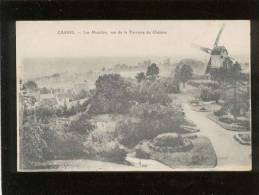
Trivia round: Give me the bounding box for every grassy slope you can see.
[150,136,217,168]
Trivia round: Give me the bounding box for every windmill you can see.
[193,24,236,74]
[193,25,249,118]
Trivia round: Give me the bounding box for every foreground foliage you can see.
[83,130,127,163]
[115,103,185,148]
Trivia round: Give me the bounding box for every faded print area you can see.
[17,21,251,171]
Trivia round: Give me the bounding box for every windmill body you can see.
[193,24,235,75]
[206,46,229,73]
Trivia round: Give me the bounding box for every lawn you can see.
[149,136,217,169]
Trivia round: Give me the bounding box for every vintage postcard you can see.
[16,20,251,171]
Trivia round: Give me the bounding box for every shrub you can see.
[164,78,180,93]
[219,115,234,124]
[115,103,185,148]
[214,107,227,116]
[83,130,127,163]
[238,133,251,142]
[89,74,173,114]
[188,80,200,87]
[115,120,142,147]
[22,124,83,165]
[136,79,172,105]
[75,89,89,100]
[135,72,146,83]
[44,131,86,160]
[21,117,90,167]
[236,118,250,128]
[135,148,150,159]
[56,100,90,117]
[99,142,127,162]
[130,103,184,121]
[24,123,87,161]
[200,87,220,102]
[135,140,151,159]
[35,105,56,124]
[153,133,184,147]
[21,123,47,168]
[188,80,219,88]
[22,105,34,124]
[68,113,95,134]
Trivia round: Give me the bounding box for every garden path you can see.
[182,98,251,170]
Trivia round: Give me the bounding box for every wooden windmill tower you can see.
[193,24,236,74]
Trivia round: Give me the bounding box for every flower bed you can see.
[180,125,200,133]
[234,133,251,145]
[207,113,249,131]
[136,136,217,168]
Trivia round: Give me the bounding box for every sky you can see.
[16,20,250,63]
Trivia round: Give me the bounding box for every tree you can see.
[146,63,159,80]
[180,64,193,87]
[229,61,242,120]
[90,74,132,114]
[135,72,146,83]
[76,89,89,99]
[211,59,243,119]
[173,65,181,91]
[210,59,241,85]
[23,80,38,91]
[210,67,225,84]
[228,61,242,83]
[174,64,193,88]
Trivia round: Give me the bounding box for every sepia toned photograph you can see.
[16,20,251,171]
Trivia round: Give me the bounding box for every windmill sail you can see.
[213,24,225,47]
[192,43,212,54]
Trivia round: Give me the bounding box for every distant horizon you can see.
[21,55,250,80]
